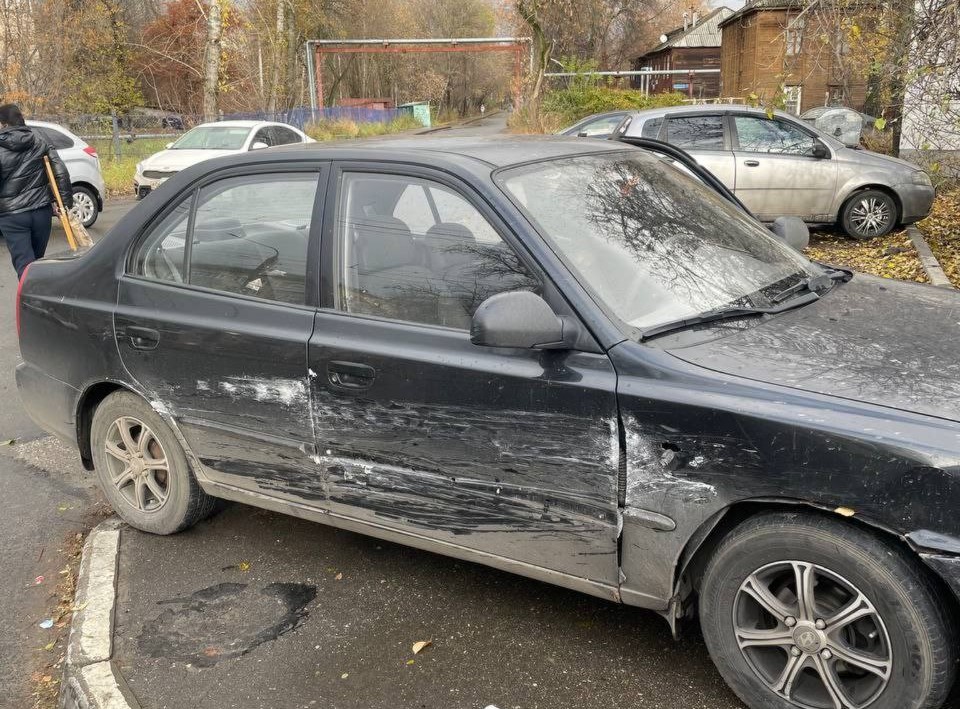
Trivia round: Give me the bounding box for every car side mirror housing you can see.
[811,141,829,159]
[577,131,589,138]
[251,141,269,151]
[471,291,575,350]
[770,216,810,251]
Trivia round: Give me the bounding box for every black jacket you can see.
[0,126,73,216]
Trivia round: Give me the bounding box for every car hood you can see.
[141,148,239,171]
[836,145,920,173]
[665,274,960,422]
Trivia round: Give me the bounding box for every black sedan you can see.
[16,136,960,709]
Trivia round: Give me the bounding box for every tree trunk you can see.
[268,0,286,114]
[202,0,223,122]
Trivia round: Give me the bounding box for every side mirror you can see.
[811,140,829,159]
[251,141,269,151]
[577,131,589,138]
[165,142,173,150]
[770,216,810,251]
[471,291,574,350]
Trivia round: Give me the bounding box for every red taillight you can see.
[83,145,98,159]
[16,263,30,338]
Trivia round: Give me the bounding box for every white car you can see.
[27,120,106,228]
[134,121,314,199]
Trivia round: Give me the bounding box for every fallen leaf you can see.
[406,659,415,665]
[43,642,56,651]
[412,640,432,655]
[34,575,44,585]
[57,504,70,512]
[238,561,251,573]
[71,601,88,613]
[334,572,343,581]
[0,439,15,446]
[834,506,856,517]
[340,673,349,679]
[203,646,220,657]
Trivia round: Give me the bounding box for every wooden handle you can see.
[43,156,77,251]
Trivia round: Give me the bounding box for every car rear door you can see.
[307,163,621,587]
[730,113,838,220]
[115,165,327,504]
[658,112,736,186]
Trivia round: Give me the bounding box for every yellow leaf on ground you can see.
[412,640,432,655]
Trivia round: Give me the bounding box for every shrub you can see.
[542,87,686,127]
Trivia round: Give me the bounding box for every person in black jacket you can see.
[0,104,73,278]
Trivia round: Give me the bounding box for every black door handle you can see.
[743,160,760,167]
[125,326,160,351]
[327,361,376,390]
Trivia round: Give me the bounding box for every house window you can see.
[785,17,804,56]
[828,85,847,106]
[783,85,802,115]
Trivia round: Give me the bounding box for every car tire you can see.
[699,511,956,709]
[840,189,898,239]
[91,390,218,535]
[70,185,99,228]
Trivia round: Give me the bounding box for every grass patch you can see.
[100,156,140,197]
[805,229,927,283]
[509,88,686,133]
[304,114,423,142]
[919,188,960,287]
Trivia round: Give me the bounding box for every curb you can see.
[61,519,139,709]
[907,225,954,288]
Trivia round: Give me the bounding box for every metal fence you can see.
[33,106,407,161]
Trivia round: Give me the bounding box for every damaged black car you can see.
[17,136,960,709]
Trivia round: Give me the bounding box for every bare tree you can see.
[202,0,224,120]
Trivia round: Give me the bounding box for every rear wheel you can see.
[70,185,98,228]
[840,189,898,239]
[91,391,217,534]
[699,512,955,709]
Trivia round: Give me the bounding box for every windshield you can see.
[499,151,823,331]
[170,126,251,150]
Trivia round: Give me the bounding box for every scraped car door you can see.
[307,165,622,587]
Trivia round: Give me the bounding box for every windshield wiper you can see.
[638,291,820,341]
[770,268,851,304]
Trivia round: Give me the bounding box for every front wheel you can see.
[840,189,898,239]
[700,512,955,709]
[70,185,99,228]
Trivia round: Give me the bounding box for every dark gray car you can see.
[616,105,935,238]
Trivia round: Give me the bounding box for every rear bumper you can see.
[896,183,936,224]
[15,362,80,447]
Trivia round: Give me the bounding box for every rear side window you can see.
[31,126,74,149]
[640,117,663,139]
[664,115,724,150]
[335,172,538,329]
[271,126,302,145]
[135,173,318,305]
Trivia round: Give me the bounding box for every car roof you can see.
[191,120,301,130]
[624,104,801,120]
[272,135,626,169]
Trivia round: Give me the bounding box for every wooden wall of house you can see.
[720,10,869,112]
[636,47,722,98]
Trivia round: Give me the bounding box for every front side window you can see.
[735,116,816,155]
[170,126,252,150]
[336,173,537,329]
[135,173,317,304]
[664,115,725,150]
[499,152,821,332]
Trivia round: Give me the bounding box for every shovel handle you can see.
[43,156,77,251]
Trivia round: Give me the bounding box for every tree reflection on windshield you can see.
[500,151,820,330]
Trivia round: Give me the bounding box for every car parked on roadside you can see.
[17,136,960,709]
[134,120,313,199]
[558,110,632,139]
[26,120,105,228]
[613,105,934,238]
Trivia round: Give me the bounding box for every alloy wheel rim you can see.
[71,192,95,225]
[103,416,170,513]
[734,561,892,709]
[850,197,891,236]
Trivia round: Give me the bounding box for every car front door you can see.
[659,113,736,186]
[731,114,839,220]
[115,167,326,504]
[307,165,621,587]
